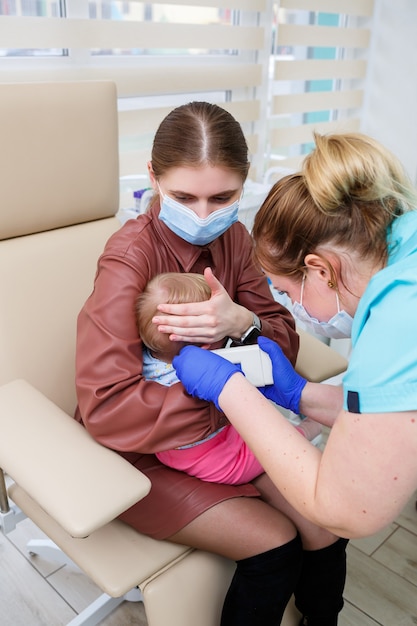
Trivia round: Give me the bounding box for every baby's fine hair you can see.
[253,131,417,279]
[151,101,250,182]
[136,272,211,354]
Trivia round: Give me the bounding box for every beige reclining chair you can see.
[0,80,347,626]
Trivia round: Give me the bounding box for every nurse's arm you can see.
[298,381,343,427]
[218,373,417,539]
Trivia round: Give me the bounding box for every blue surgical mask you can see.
[292,275,353,339]
[158,187,240,246]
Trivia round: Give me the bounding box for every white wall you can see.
[362,0,417,184]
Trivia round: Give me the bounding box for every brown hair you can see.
[253,132,417,281]
[151,102,250,182]
[136,272,211,356]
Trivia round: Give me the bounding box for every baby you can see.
[136,272,211,385]
[136,272,322,484]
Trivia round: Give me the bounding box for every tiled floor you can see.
[2,484,417,626]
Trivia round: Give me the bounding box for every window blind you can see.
[0,16,264,50]
[0,0,270,193]
[0,0,376,201]
[268,0,375,175]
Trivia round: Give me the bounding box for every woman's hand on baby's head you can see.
[152,298,220,344]
[154,267,249,344]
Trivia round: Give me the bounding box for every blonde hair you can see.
[253,132,417,279]
[304,132,416,214]
[136,273,211,355]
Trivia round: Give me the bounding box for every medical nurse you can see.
[173,131,417,540]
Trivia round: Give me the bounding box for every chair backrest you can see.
[0,81,121,415]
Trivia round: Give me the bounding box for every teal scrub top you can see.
[343,210,417,414]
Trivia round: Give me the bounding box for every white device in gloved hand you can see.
[212,344,273,387]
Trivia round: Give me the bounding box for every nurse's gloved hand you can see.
[173,345,243,411]
[257,336,307,414]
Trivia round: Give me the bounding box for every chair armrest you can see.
[0,379,151,538]
[295,328,348,383]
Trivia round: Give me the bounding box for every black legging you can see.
[220,535,348,626]
[295,538,349,626]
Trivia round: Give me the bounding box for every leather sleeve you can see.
[75,252,227,453]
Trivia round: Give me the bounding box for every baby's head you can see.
[136,272,211,362]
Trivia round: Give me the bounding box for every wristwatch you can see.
[236,313,262,345]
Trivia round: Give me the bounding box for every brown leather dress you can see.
[75,202,299,539]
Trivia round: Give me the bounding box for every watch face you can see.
[242,326,261,345]
[230,327,261,347]
[229,314,262,347]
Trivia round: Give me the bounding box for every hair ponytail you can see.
[252,132,417,279]
[303,132,416,216]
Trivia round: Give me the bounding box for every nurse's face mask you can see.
[292,274,353,339]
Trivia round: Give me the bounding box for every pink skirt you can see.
[156,424,264,485]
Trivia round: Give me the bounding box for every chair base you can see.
[67,592,137,626]
[0,502,26,533]
[27,538,144,626]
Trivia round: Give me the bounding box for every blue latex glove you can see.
[173,345,243,411]
[257,336,307,414]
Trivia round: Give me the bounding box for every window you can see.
[0,0,64,56]
[0,0,375,202]
[267,0,374,176]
